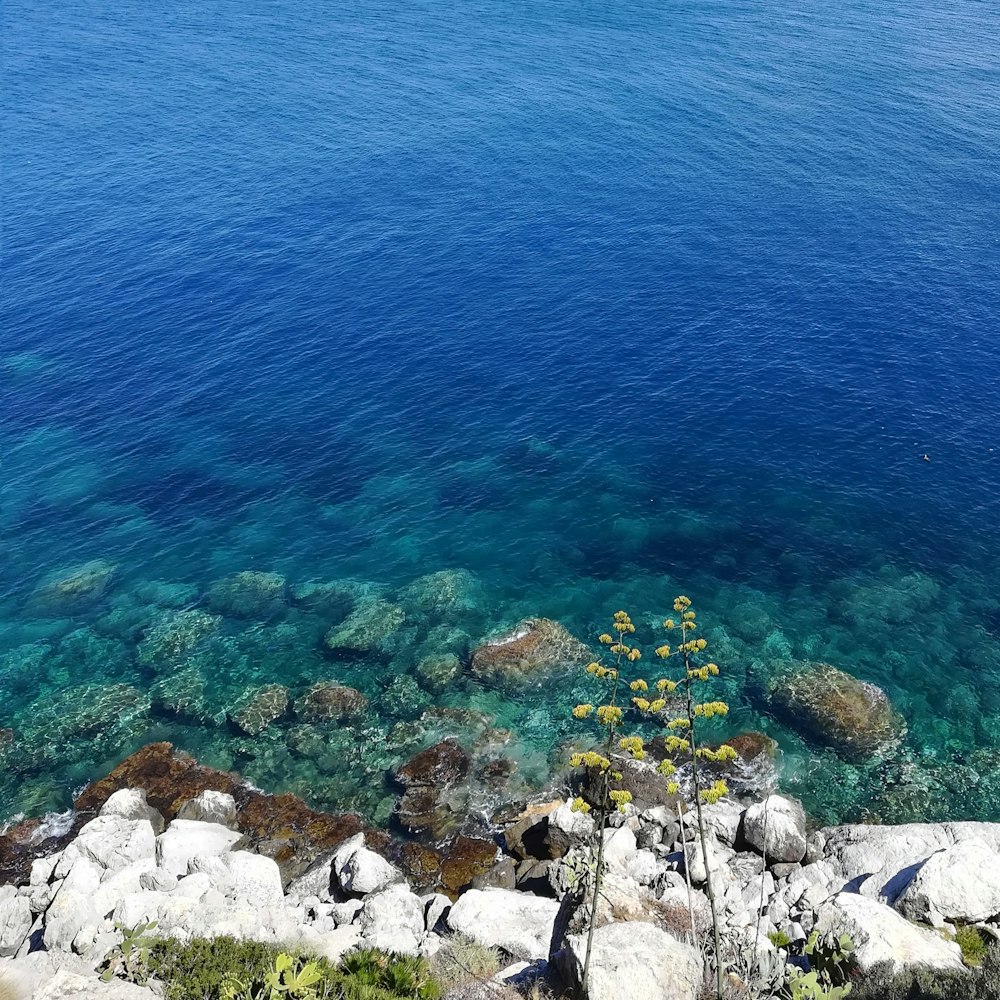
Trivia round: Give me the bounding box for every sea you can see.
[3,0,999,830]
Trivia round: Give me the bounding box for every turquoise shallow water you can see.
[2,0,1000,829]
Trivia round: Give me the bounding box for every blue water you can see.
[3,0,1000,828]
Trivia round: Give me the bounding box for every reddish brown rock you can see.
[470,618,591,683]
[295,682,368,723]
[725,731,778,761]
[395,739,471,837]
[439,835,499,898]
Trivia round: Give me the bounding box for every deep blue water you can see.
[2,0,1000,828]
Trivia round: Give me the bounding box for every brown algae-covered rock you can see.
[470,617,591,683]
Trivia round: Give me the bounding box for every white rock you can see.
[624,849,661,886]
[43,860,102,954]
[224,852,284,906]
[186,855,235,895]
[896,838,1000,923]
[601,826,637,872]
[176,790,238,827]
[331,899,364,926]
[558,920,702,1000]
[55,817,155,878]
[92,859,157,919]
[174,873,214,900]
[446,888,559,961]
[421,893,451,933]
[333,839,402,896]
[99,789,165,836]
[300,924,362,963]
[743,796,807,864]
[813,892,964,973]
[30,967,157,998]
[156,819,241,876]
[138,868,177,893]
[546,800,595,855]
[0,893,32,958]
[359,883,426,956]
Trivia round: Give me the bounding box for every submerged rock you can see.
[470,618,591,683]
[763,661,904,762]
[205,570,287,620]
[228,684,290,736]
[414,653,462,694]
[30,560,118,614]
[398,569,483,616]
[295,682,368,723]
[394,740,471,837]
[150,665,212,723]
[323,599,405,656]
[137,608,221,669]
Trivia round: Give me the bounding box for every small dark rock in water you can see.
[469,618,591,683]
[762,661,904,763]
[476,756,517,789]
[205,570,288,620]
[295,681,368,723]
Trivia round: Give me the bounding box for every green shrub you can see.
[850,949,1000,1000]
[769,930,792,949]
[148,937,441,1000]
[427,934,502,989]
[956,925,990,967]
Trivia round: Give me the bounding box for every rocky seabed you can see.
[4,763,1000,999]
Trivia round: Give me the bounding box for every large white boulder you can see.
[224,852,284,907]
[92,859,158,919]
[446,888,560,960]
[0,890,32,958]
[813,892,963,973]
[896,838,1000,924]
[558,920,702,1000]
[99,789,165,836]
[358,883,426,956]
[156,819,241,876]
[332,835,402,896]
[743,796,807,863]
[55,817,155,878]
[176,790,238,827]
[43,859,102,953]
[601,826,637,872]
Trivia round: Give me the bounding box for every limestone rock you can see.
[99,789,165,836]
[358,883,426,956]
[764,662,904,762]
[0,891,32,957]
[332,834,402,896]
[470,618,590,683]
[206,570,287,619]
[156,819,241,877]
[743,796,807,863]
[224,852,284,907]
[558,921,702,1000]
[813,892,963,973]
[545,799,595,858]
[177,790,238,827]
[896,838,1000,923]
[55,817,155,878]
[32,968,157,999]
[446,888,560,960]
[295,682,368,723]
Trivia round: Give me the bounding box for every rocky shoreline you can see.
[2,742,999,999]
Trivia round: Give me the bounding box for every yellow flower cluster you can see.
[663,618,675,630]
[632,697,650,712]
[699,779,729,805]
[596,705,623,726]
[609,789,633,812]
[612,610,636,634]
[648,698,666,713]
[655,644,671,658]
[598,633,613,644]
[663,734,691,753]
[693,700,729,718]
[629,679,648,692]
[586,662,618,680]
[657,758,677,777]
[618,736,645,759]
[570,796,591,814]
[679,638,708,653]
[673,595,692,611]
[667,717,691,730]
[666,780,681,796]
[572,703,595,719]
[655,678,677,693]
[697,744,738,763]
[570,750,611,771]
